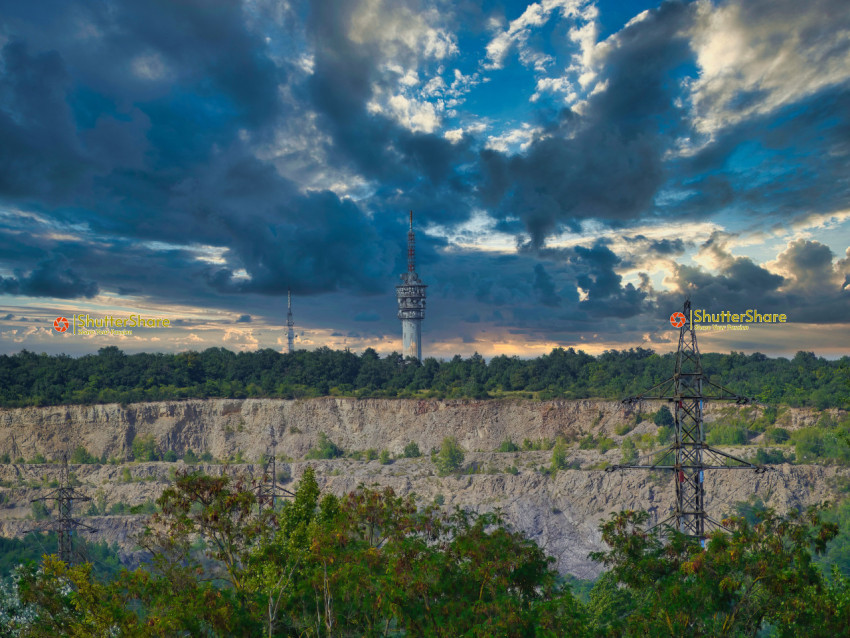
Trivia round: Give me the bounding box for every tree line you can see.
[4,468,850,636]
[0,345,846,408]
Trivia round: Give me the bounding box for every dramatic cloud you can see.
[0,0,847,357]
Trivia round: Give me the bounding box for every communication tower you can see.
[395,212,427,360]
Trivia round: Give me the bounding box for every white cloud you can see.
[348,0,458,62]
[484,0,587,70]
[484,123,542,153]
[689,0,850,137]
[386,94,441,133]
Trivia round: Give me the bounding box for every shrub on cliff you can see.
[434,436,464,475]
[305,432,344,460]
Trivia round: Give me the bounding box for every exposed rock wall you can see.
[0,398,841,578]
[0,397,829,462]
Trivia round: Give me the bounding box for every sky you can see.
[0,0,848,360]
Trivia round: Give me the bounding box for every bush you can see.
[614,423,633,436]
[305,432,344,460]
[199,451,214,463]
[365,448,378,461]
[497,439,520,453]
[434,437,464,476]
[578,435,596,450]
[792,428,850,464]
[620,437,639,465]
[764,427,790,444]
[183,450,198,463]
[379,450,392,465]
[0,452,9,463]
[754,448,793,465]
[403,442,421,458]
[653,406,674,428]
[596,437,616,454]
[31,501,50,520]
[551,440,571,471]
[656,425,674,446]
[70,446,97,464]
[706,425,749,446]
[28,453,47,464]
[162,450,178,462]
[131,434,159,462]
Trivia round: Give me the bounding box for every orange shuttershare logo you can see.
[669,312,686,328]
[52,313,172,336]
[667,307,789,332]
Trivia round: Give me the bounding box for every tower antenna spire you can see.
[286,288,294,354]
[407,210,415,273]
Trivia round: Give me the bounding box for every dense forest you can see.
[0,346,847,409]
[3,469,850,636]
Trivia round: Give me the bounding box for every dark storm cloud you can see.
[670,86,850,220]
[0,41,85,202]
[532,263,561,307]
[305,0,477,225]
[622,235,686,256]
[569,243,648,318]
[0,0,409,303]
[479,1,696,245]
[0,255,98,299]
[236,315,252,323]
[657,236,850,324]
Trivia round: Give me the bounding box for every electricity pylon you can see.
[256,426,293,514]
[607,299,768,542]
[30,453,97,564]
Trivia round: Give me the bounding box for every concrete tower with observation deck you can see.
[396,211,427,360]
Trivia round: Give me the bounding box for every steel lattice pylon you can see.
[256,427,294,514]
[607,299,769,541]
[29,453,97,564]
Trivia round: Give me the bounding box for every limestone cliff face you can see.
[0,398,840,578]
[0,397,827,463]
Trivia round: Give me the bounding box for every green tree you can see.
[305,432,344,460]
[69,446,97,464]
[402,441,421,458]
[653,405,674,427]
[552,439,571,471]
[130,434,159,462]
[589,506,850,636]
[434,436,465,476]
[620,437,638,465]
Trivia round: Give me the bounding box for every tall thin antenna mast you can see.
[407,210,415,273]
[286,288,294,354]
[607,299,768,542]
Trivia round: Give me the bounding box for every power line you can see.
[29,453,97,564]
[606,298,773,543]
[256,426,294,515]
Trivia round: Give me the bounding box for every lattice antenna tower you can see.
[256,426,293,514]
[607,299,768,542]
[395,211,427,360]
[30,453,97,564]
[286,288,295,354]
